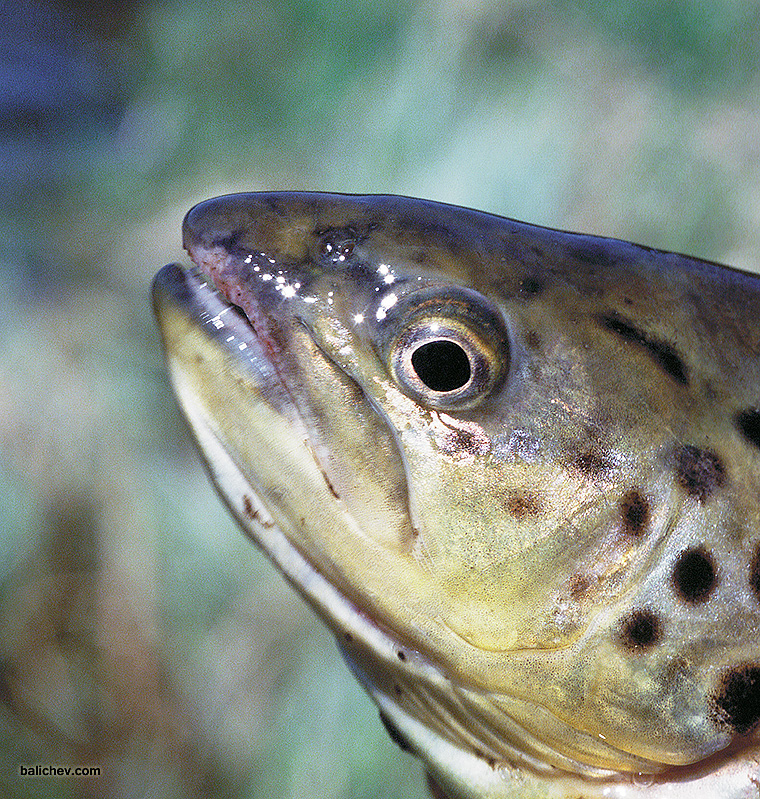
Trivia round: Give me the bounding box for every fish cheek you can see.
[287,326,417,553]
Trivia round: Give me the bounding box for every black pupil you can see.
[411,340,471,392]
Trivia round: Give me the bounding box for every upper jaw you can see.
[151,262,300,422]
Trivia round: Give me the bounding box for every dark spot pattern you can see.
[439,424,490,460]
[379,711,412,752]
[599,313,688,385]
[505,491,543,520]
[750,544,760,602]
[675,445,725,501]
[712,665,760,734]
[618,609,662,651]
[620,490,649,536]
[672,546,717,604]
[569,573,591,600]
[525,330,541,349]
[573,451,611,476]
[519,276,543,297]
[736,408,760,450]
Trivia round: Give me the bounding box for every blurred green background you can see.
[2,1,760,797]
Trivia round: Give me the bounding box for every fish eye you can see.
[385,287,509,410]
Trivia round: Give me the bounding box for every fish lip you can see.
[151,262,299,419]
[649,734,760,784]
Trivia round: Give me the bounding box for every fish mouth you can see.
[151,262,299,421]
[151,260,628,786]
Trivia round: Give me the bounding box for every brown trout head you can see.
[152,192,760,798]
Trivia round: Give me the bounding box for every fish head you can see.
[153,192,760,798]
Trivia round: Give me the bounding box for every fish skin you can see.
[153,192,760,798]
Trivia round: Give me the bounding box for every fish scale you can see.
[152,192,760,798]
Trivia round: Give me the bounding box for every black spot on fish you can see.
[379,711,412,752]
[712,665,760,734]
[573,451,611,476]
[525,330,541,349]
[620,490,649,536]
[519,276,543,297]
[618,609,662,651]
[672,546,718,604]
[599,313,688,385]
[675,445,725,501]
[736,408,760,450]
[750,544,760,603]
[569,573,592,600]
[439,422,489,460]
[505,491,543,520]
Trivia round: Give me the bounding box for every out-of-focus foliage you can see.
[1,1,759,797]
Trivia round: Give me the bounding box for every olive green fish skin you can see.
[154,192,760,798]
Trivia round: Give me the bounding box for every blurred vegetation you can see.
[1,0,760,797]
